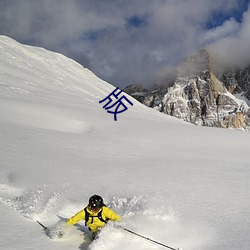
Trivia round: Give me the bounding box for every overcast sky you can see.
[0,0,249,88]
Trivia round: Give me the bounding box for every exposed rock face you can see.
[123,84,147,103]
[217,66,250,99]
[124,49,250,130]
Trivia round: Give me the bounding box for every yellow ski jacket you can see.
[67,206,121,233]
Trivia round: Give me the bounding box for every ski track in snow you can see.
[0,99,91,134]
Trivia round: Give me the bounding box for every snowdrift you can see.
[0,36,250,250]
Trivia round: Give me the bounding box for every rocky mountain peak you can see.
[177,49,210,78]
[124,49,250,130]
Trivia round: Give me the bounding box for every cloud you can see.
[0,0,249,88]
[200,18,240,45]
[209,4,250,69]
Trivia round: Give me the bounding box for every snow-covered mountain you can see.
[0,36,250,250]
[124,49,250,130]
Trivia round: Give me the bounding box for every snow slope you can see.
[0,36,250,250]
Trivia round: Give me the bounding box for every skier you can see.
[66,194,121,239]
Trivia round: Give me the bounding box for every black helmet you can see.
[89,195,104,210]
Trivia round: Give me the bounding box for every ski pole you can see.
[37,220,48,231]
[122,227,180,250]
